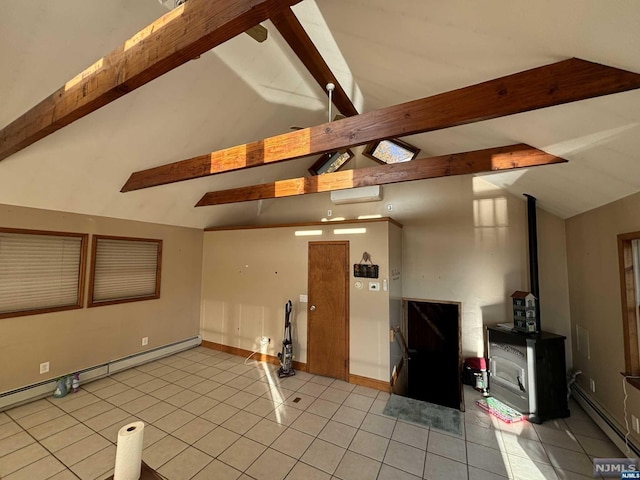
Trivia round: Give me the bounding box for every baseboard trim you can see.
[572,383,640,459]
[201,340,308,372]
[349,373,392,393]
[0,335,201,412]
[201,341,390,391]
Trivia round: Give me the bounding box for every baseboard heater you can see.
[0,335,201,412]
[572,383,640,459]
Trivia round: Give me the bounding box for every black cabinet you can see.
[487,326,569,424]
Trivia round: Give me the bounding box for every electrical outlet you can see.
[142,337,149,346]
[40,362,49,374]
[633,415,640,434]
[386,204,393,212]
[590,378,596,393]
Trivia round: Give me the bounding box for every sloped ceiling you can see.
[1,0,639,228]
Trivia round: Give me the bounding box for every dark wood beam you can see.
[271,7,358,117]
[0,0,302,162]
[195,144,566,206]
[122,58,640,192]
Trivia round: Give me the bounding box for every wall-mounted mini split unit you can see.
[158,0,186,9]
[330,186,383,205]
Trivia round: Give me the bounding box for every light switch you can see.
[299,294,308,303]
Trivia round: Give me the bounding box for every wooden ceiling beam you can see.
[0,0,302,162]
[271,7,358,117]
[122,58,640,192]
[195,144,566,206]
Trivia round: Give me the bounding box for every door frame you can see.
[307,240,350,380]
[402,297,464,411]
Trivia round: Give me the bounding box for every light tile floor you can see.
[0,347,626,480]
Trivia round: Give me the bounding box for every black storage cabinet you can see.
[487,326,570,424]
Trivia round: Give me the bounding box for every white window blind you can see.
[0,231,84,317]
[92,238,160,304]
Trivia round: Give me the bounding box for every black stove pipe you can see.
[524,194,541,332]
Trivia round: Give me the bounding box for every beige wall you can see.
[399,177,572,363]
[0,204,203,393]
[201,177,573,384]
[389,223,404,383]
[201,221,393,381]
[566,190,640,440]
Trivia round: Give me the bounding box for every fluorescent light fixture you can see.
[357,214,382,220]
[333,228,367,235]
[295,230,323,237]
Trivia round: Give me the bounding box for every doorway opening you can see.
[403,298,462,410]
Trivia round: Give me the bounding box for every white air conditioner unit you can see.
[330,186,383,205]
[158,0,186,10]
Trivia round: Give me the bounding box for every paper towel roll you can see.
[114,421,145,480]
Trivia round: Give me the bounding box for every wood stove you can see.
[486,195,569,423]
[487,326,569,423]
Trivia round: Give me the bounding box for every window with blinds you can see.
[618,231,640,383]
[89,236,162,307]
[0,228,87,319]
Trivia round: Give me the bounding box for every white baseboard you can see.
[0,335,201,411]
[572,383,640,459]
[108,336,201,374]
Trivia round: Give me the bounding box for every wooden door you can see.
[307,241,349,380]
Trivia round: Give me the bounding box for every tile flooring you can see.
[0,346,626,479]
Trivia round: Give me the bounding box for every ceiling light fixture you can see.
[363,138,420,165]
[326,83,335,122]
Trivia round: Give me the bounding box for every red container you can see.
[462,357,489,394]
[465,357,487,371]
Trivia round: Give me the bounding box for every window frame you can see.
[88,235,162,308]
[618,231,640,387]
[0,227,88,319]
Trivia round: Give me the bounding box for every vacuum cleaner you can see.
[277,300,295,378]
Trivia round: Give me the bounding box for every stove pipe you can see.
[524,194,541,332]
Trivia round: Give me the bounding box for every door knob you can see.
[310,305,316,311]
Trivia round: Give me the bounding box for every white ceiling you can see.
[1,0,639,228]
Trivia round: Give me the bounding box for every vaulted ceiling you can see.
[1,0,639,228]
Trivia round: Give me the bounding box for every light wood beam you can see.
[271,7,358,117]
[0,0,302,161]
[195,144,566,206]
[123,58,640,192]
